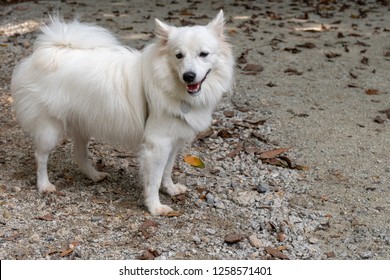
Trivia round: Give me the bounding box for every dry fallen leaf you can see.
[295,42,316,49]
[37,214,54,221]
[165,211,181,217]
[242,64,264,73]
[183,155,205,168]
[224,233,244,244]
[277,232,287,242]
[138,249,160,260]
[284,68,303,75]
[227,142,244,158]
[325,51,341,58]
[60,248,73,257]
[264,246,289,260]
[139,219,159,239]
[365,88,380,95]
[378,108,390,119]
[259,147,290,159]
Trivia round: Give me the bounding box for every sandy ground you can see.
[0,0,389,260]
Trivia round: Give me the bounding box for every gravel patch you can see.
[1,0,389,260]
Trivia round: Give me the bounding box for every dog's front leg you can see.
[139,138,174,215]
[162,140,187,196]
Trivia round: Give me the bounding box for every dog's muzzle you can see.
[184,69,211,96]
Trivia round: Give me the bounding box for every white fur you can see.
[11,11,234,215]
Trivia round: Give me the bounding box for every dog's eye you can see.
[175,53,184,59]
[199,51,209,58]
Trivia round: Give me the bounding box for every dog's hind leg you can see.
[72,133,109,182]
[162,141,187,196]
[34,118,63,193]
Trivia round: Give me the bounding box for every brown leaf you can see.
[295,42,316,49]
[365,88,380,95]
[223,110,235,118]
[60,248,73,257]
[37,214,54,221]
[244,118,266,126]
[266,82,277,87]
[284,47,301,54]
[171,193,186,205]
[195,127,214,142]
[277,245,288,251]
[325,51,341,58]
[361,56,369,65]
[262,158,288,168]
[227,142,244,158]
[250,132,268,143]
[264,246,289,260]
[355,40,370,47]
[236,49,250,64]
[91,197,107,204]
[294,165,310,171]
[277,232,287,242]
[349,70,358,79]
[325,251,336,258]
[165,211,182,217]
[2,233,22,241]
[374,115,385,124]
[242,64,264,72]
[179,8,194,16]
[217,129,233,139]
[140,219,159,230]
[139,219,159,239]
[259,147,290,159]
[138,249,160,260]
[284,68,303,75]
[224,233,244,244]
[266,11,282,20]
[378,108,390,119]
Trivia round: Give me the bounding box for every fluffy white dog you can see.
[11,11,234,215]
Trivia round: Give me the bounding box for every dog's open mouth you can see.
[186,69,211,96]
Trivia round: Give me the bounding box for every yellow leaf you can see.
[183,155,205,168]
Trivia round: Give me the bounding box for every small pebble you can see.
[91,216,103,222]
[2,210,10,220]
[29,233,40,243]
[206,193,214,205]
[249,234,262,248]
[309,237,319,244]
[256,183,271,193]
[360,251,373,259]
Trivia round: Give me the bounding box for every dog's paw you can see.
[164,183,187,196]
[90,172,110,182]
[38,183,57,193]
[148,204,174,216]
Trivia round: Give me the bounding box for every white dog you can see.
[11,11,234,215]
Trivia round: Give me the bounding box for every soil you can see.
[0,0,389,260]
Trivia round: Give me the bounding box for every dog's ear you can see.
[208,10,225,39]
[155,19,170,42]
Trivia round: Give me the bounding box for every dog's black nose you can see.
[183,72,196,83]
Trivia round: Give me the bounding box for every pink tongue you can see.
[187,83,200,92]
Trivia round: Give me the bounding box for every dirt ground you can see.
[0,0,389,260]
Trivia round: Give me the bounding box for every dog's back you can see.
[11,17,146,147]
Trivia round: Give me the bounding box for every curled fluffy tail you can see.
[35,16,121,50]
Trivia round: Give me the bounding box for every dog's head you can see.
[154,11,231,97]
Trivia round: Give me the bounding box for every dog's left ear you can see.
[208,10,225,39]
[155,19,171,42]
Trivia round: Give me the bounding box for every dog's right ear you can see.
[155,19,170,42]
